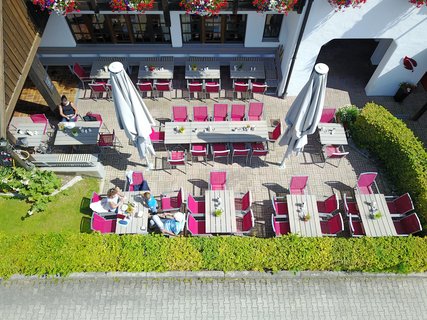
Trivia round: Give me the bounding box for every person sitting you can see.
[150,211,185,237]
[142,191,158,214]
[58,95,78,122]
[104,187,126,213]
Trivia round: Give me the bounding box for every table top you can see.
[286,194,322,237]
[318,123,348,145]
[54,121,101,146]
[115,191,149,235]
[230,61,266,80]
[164,121,268,145]
[185,61,221,80]
[205,190,237,234]
[138,61,174,79]
[7,117,46,147]
[355,194,397,237]
[90,58,129,79]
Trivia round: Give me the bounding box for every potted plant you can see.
[71,128,79,137]
[252,0,298,14]
[335,104,360,131]
[394,82,416,102]
[373,211,382,220]
[179,126,185,133]
[110,0,155,12]
[328,0,367,11]
[33,0,79,15]
[213,208,223,217]
[179,0,227,16]
[303,212,311,222]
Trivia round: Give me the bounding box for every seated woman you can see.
[150,211,185,237]
[104,187,126,213]
[58,95,78,122]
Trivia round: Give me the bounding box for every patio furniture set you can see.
[148,103,279,172]
[73,57,269,101]
[272,173,422,237]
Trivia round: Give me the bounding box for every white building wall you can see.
[284,0,427,96]
[244,12,281,48]
[40,14,76,47]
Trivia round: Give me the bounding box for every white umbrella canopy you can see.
[109,62,156,168]
[278,63,329,168]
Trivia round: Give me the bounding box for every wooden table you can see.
[90,58,129,79]
[205,190,236,234]
[185,61,220,80]
[287,194,322,237]
[164,121,268,145]
[54,121,101,146]
[355,194,397,237]
[230,61,266,80]
[7,117,46,147]
[318,123,348,145]
[138,60,174,79]
[115,191,149,235]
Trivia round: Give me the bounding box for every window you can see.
[66,14,170,44]
[181,14,246,44]
[263,14,283,41]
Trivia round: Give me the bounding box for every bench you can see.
[30,154,105,179]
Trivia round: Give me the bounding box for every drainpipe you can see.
[282,0,314,97]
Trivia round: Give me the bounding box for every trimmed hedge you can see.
[1,233,427,278]
[352,103,427,222]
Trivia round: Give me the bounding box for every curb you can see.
[4,271,427,282]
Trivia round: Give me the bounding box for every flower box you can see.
[409,0,427,7]
[179,0,227,16]
[394,82,416,103]
[328,0,367,11]
[32,0,79,15]
[110,0,155,12]
[252,0,299,14]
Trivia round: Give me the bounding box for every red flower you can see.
[252,0,298,14]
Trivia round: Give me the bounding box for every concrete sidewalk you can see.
[1,273,426,320]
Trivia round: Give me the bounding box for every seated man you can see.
[150,211,185,237]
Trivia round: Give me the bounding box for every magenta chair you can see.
[343,193,359,218]
[154,80,172,100]
[386,193,414,215]
[316,193,339,215]
[235,210,254,235]
[247,102,264,120]
[91,191,102,204]
[230,104,246,121]
[125,171,144,191]
[289,176,308,195]
[349,214,365,237]
[213,103,228,121]
[271,214,290,237]
[355,172,379,194]
[193,106,209,122]
[249,142,269,166]
[150,127,165,144]
[187,194,206,217]
[250,82,268,101]
[268,121,281,150]
[320,213,344,236]
[73,62,92,90]
[209,171,227,190]
[167,150,187,174]
[161,188,184,212]
[319,108,336,123]
[172,106,189,122]
[187,214,207,236]
[136,81,154,99]
[234,191,252,213]
[85,112,103,128]
[231,143,250,165]
[188,81,204,100]
[272,196,288,216]
[190,143,208,163]
[211,143,230,164]
[88,82,108,101]
[393,213,422,236]
[91,212,116,234]
[233,81,249,100]
[205,81,221,101]
[322,145,349,168]
[30,114,49,134]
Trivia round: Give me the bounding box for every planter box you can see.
[393,87,411,103]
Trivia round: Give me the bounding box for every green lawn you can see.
[0,177,99,234]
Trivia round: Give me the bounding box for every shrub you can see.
[335,104,360,130]
[0,167,62,215]
[351,102,427,222]
[0,234,427,278]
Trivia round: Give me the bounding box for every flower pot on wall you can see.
[393,87,410,102]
